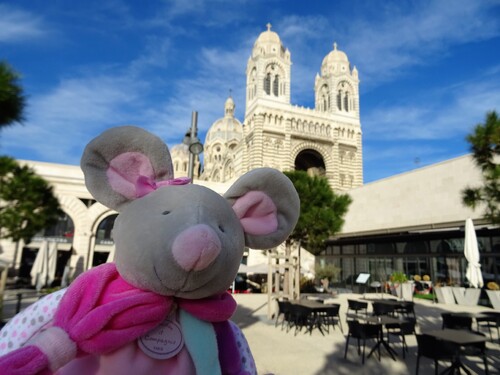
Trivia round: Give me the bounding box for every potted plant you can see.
[390,271,407,284]
[390,272,413,300]
[486,281,500,309]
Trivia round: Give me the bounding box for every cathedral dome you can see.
[170,143,189,157]
[205,116,243,143]
[255,23,281,45]
[205,96,243,144]
[321,42,350,75]
[252,23,286,58]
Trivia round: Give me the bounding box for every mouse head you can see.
[81,126,300,299]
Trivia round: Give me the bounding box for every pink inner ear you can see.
[232,191,278,236]
[107,152,155,199]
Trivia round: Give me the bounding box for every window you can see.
[264,73,271,95]
[273,75,279,96]
[39,213,74,238]
[344,92,349,111]
[337,91,342,110]
[96,214,118,243]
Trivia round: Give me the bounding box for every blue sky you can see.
[1,0,499,183]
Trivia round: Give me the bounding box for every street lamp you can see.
[183,111,203,181]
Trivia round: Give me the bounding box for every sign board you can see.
[356,273,370,284]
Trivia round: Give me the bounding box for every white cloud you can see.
[129,37,173,73]
[278,15,330,41]
[364,72,500,141]
[0,5,48,43]
[344,0,500,87]
[1,73,152,163]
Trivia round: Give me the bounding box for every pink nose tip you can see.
[172,224,221,271]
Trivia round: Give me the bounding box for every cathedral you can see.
[172,24,363,190]
[0,24,364,286]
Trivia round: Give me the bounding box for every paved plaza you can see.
[232,293,500,375]
[1,290,499,374]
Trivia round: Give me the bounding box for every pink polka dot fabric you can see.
[229,321,257,375]
[0,288,67,355]
[0,288,257,375]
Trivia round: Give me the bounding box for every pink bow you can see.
[135,175,191,197]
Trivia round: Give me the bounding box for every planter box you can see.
[392,282,414,301]
[435,286,456,305]
[452,287,481,306]
[486,290,500,310]
[401,282,414,301]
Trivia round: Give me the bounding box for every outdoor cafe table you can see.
[424,329,488,374]
[445,312,489,319]
[442,311,491,331]
[346,313,402,361]
[361,297,413,310]
[290,300,341,335]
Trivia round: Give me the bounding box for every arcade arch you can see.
[89,213,118,268]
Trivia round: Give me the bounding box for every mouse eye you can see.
[162,210,171,215]
[218,225,225,233]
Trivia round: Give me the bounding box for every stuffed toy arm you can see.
[0,263,170,374]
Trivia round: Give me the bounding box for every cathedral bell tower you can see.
[245,23,291,113]
[314,42,360,118]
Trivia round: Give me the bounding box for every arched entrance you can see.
[295,149,326,176]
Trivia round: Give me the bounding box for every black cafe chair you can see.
[476,311,500,342]
[344,320,381,364]
[459,331,489,375]
[274,299,291,330]
[441,313,472,331]
[372,302,396,317]
[415,334,459,375]
[317,304,343,333]
[394,301,416,320]
[286,304,311,335]
[386,318,416,358]
[347,299,368,318]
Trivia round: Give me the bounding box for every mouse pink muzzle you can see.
[171,224,221,271]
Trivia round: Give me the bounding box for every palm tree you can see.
[0,61,26,129]
[462,111,500,224]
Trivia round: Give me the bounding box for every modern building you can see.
[321,154,500,295]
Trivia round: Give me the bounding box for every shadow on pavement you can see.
[233,294,500,375]
[232,299,265,329]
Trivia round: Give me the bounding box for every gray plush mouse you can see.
[0,125,300,375]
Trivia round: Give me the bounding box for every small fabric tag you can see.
[138,317,184,360]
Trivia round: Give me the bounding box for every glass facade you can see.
[321,227,500,294]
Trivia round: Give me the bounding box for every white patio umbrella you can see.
[30,241,58,291]
[46,241,58,287]
[245,263,270,274]
[464,217,484,288]
[31,241,47,289]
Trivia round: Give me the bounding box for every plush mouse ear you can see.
[224,168,300,249]
[80,126,174,211]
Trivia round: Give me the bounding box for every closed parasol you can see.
[464,217,484,288]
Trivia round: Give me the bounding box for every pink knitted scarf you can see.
[0,263,237,374]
